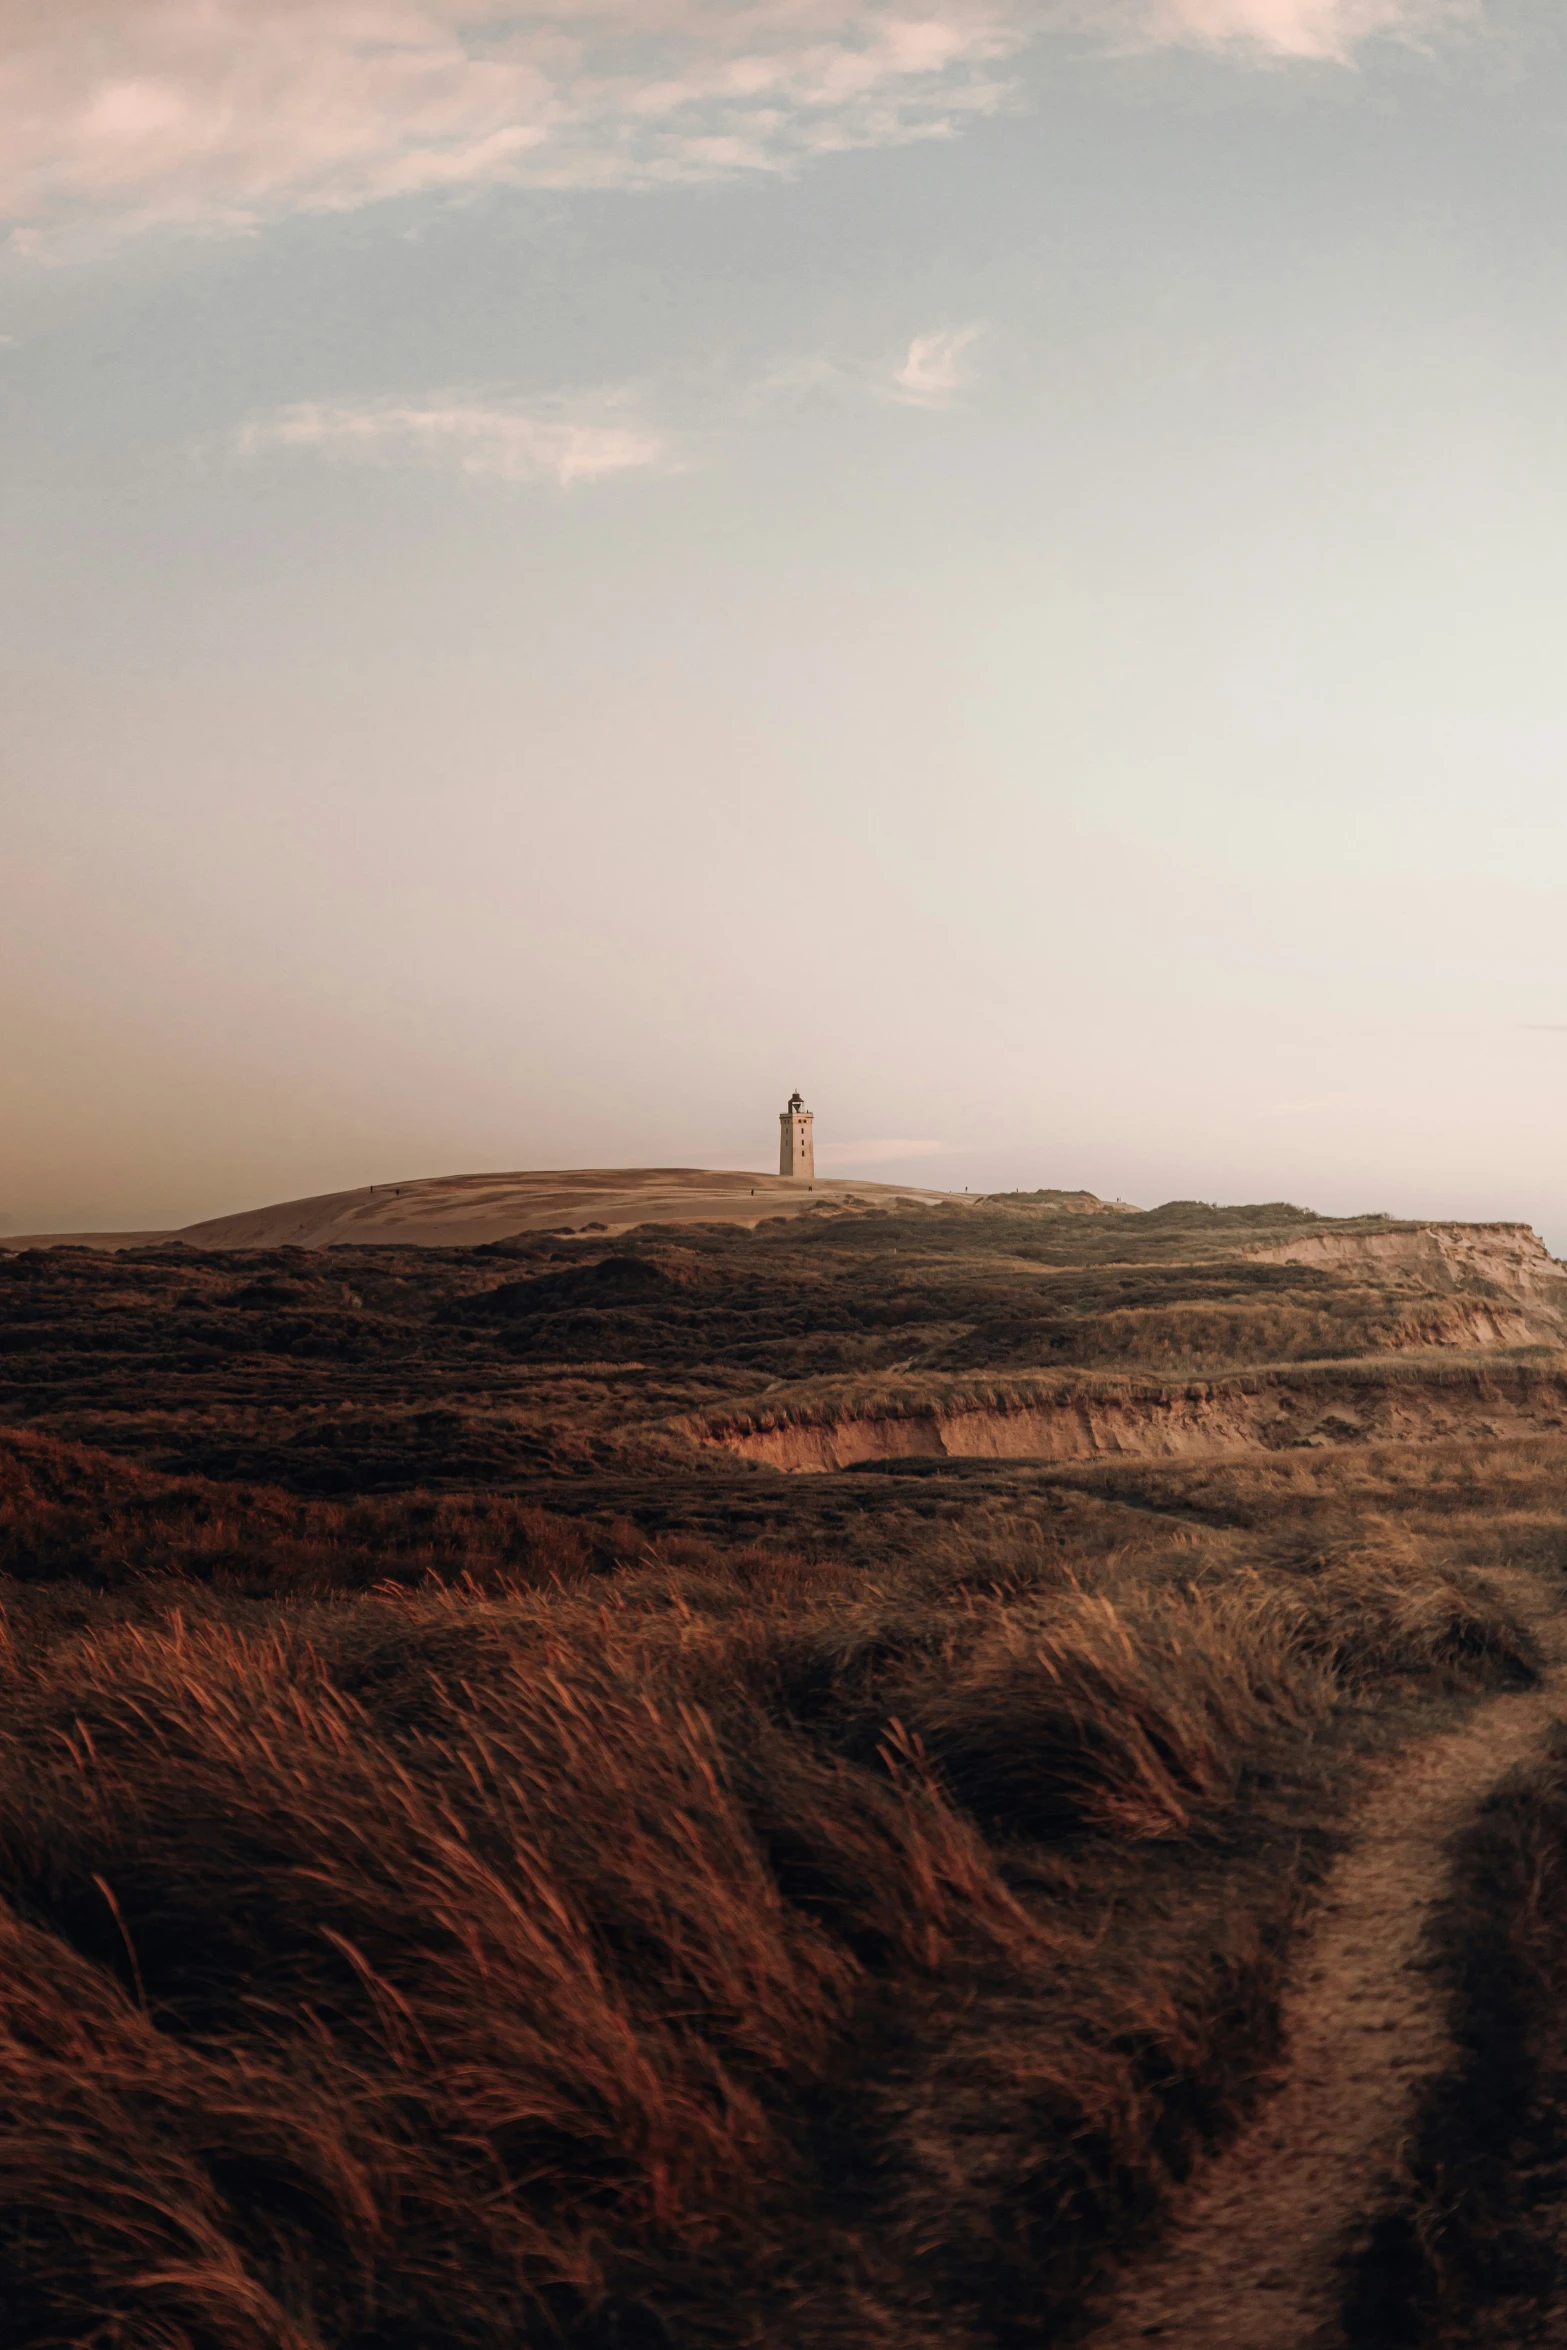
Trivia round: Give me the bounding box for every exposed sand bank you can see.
[1247,1218,1567,1308]
[706,1359,1567,1473]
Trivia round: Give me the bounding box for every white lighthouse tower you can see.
[779,1090,815,1179]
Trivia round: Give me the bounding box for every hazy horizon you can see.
[7,2,1567,1251]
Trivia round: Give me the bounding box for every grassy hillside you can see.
[1,1195,1565,2344]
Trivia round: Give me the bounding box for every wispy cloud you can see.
[1107,0,1473,61]
[228,321,985,489]
[0,3,1025,250]
[234,394,667,486]
[744,324,985,413]
[892,324,983,407]
[0,2,1477,252]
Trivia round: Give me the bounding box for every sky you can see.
[6,0,1567,1243]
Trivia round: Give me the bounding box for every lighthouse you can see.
[779,1091,815,1180]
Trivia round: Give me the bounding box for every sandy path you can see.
[1084,1569,1567,2350]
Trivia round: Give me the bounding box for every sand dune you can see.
[4,1166,971,1252]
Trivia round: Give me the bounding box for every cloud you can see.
[234,394,666,485]
[742,324,982,412]
[0,2,1026,249]
[1107,0,1472,60]
[815,1138,949,1164]
[892,323,983,406]
[0,1,1474,251]
[230,326,980,489]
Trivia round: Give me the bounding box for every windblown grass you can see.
[0,1510,1538,2348]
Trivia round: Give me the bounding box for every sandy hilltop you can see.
[3,1165,975,1252]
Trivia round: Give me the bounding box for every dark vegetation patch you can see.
[452,1249,722,1318]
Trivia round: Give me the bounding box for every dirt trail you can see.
[1084,1568,1567,2350]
